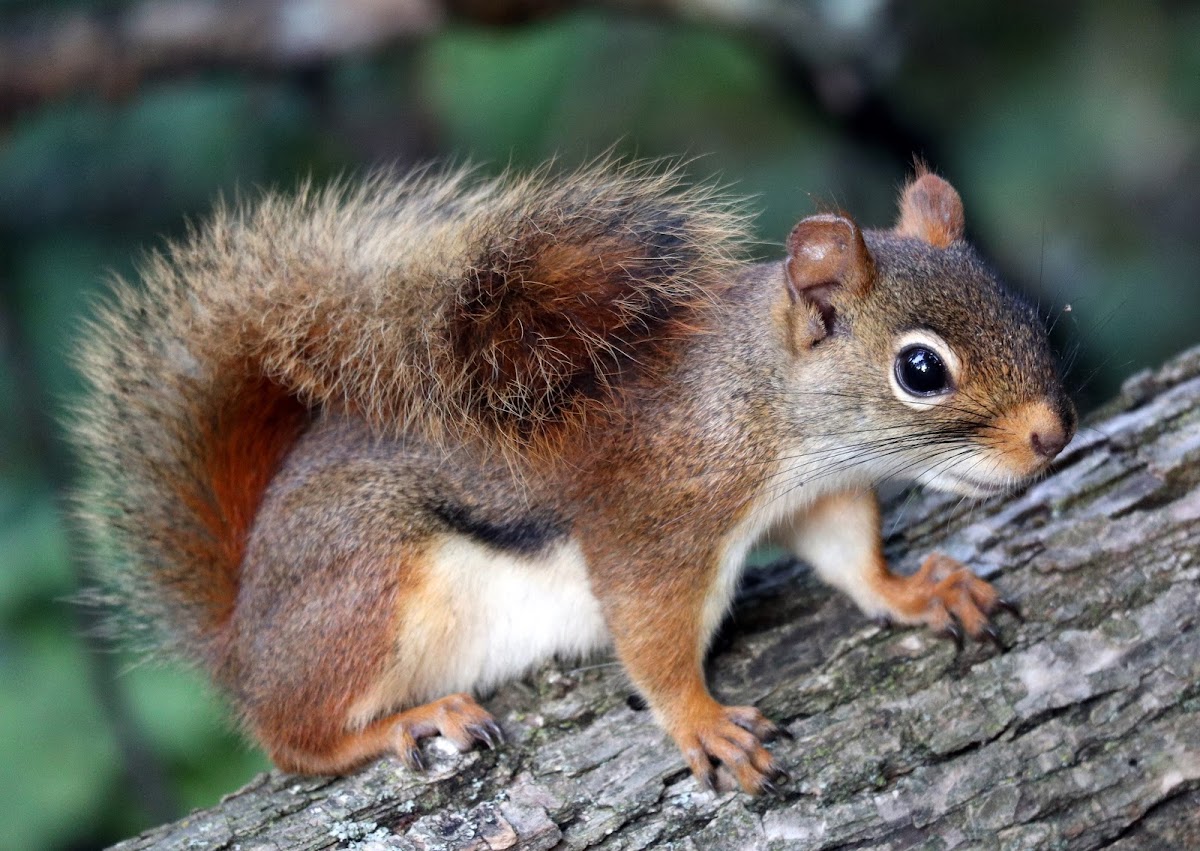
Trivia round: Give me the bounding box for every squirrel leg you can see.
[235,539,508,776]
[591,554,787,794]
[789,489,1016,646]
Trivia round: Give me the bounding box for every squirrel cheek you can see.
[982,398,1071,477]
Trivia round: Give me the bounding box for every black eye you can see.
[895,345,952,396]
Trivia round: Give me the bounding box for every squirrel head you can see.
[781,171,1075,497]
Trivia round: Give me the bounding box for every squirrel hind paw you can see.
[390,693,503,771]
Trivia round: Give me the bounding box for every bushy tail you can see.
[71,160,750,664]
[73,279,310,665]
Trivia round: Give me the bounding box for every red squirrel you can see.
[73,162,1074,793]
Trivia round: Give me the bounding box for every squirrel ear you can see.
[895,172,964,248]
[785,213,874,344]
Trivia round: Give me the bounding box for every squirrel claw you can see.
[399,742,426,773]
[996,597,1025,622]
[981,624,1007,652]
[727,705,786,742]
[466,722,500,750]
[482,719,506,746]
[759,766,792,797]
[939,619,965,652]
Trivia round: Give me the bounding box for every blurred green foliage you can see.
[1,2,1197,848]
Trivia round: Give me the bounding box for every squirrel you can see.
[72,160,1075,794]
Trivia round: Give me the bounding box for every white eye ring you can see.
[888,329,962,410]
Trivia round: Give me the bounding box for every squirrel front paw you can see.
[671,702,790,794]
[390,693,505,771]
[883,552,1021,650]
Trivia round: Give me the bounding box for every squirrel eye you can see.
[895,345,952,396]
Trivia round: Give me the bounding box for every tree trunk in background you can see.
[112,346,1200,851]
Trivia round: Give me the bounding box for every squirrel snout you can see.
[986,397,1074,475]
[1030,396,1076,461]
[1030,427,1067,460]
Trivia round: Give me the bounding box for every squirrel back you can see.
[71,162,751,663]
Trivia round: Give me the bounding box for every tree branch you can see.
[0,0,443,115]
[1,0,892,120]
[111,346,1200,849]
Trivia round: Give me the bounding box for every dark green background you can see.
[1,2,1197,848]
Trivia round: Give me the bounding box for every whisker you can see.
[664,426,987,484]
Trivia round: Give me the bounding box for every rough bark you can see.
[111,345,1200,851]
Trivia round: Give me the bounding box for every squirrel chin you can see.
[922,469,1019,499]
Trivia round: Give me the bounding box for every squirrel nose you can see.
[1030,427,1067,460]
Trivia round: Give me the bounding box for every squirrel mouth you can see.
[940,472,1014,497]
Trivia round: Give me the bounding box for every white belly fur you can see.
[424,464,817,701]
[353,469,823,728]
[424,536,611,697]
